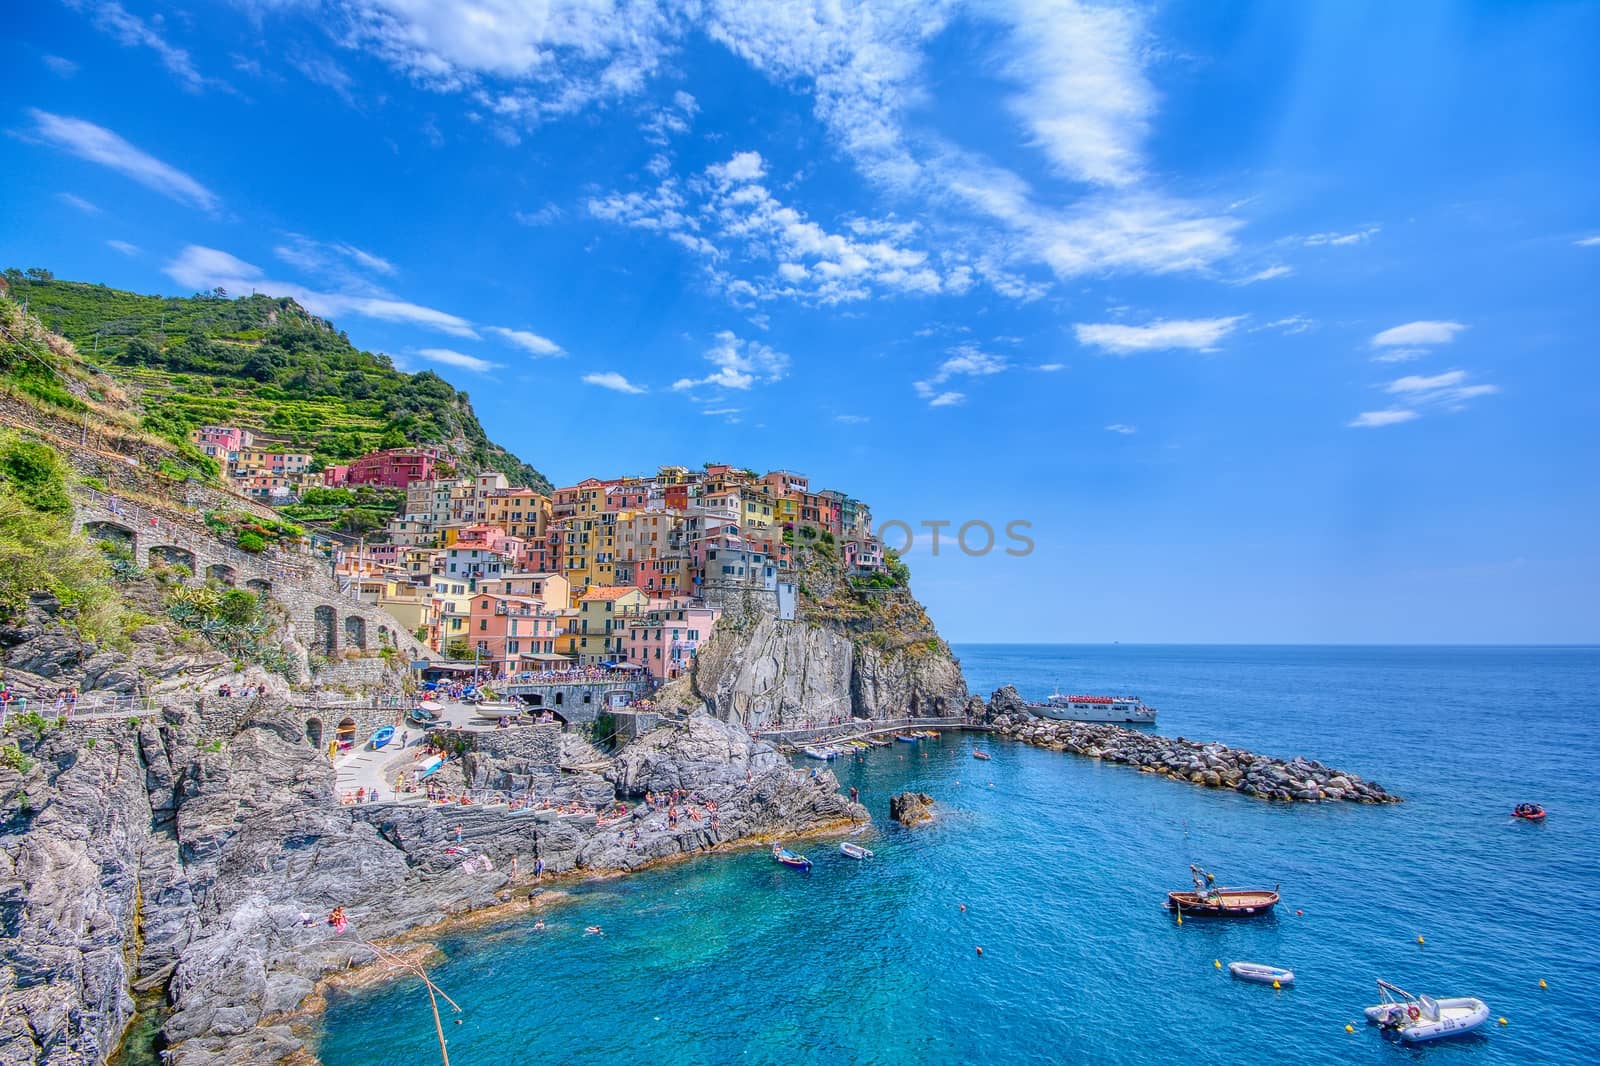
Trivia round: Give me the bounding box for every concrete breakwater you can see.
[983,687,1401,804]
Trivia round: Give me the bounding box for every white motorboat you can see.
[1028,693,1157,724]
[1363,980,1491,1042]
[1228,961,1294,986]
[472,701,523,720]
[802,746,834,760]
[840,842,874,859]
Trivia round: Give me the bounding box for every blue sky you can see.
[5,1,1597,643]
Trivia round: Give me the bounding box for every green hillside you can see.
[1,269,551,492]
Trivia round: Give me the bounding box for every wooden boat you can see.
[840,842,874,860]
[370,726,395,750]
[971,750,991,761]
[1512,803,1546,821]
[1228,961,1294,986]
[1364,980,1490,1042]
[1166,865,1279,917]
[864,737,891,747]
[772,844,812,871]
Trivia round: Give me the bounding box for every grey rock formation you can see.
[889,791,935,826]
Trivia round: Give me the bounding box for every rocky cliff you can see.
[681,549,968,730]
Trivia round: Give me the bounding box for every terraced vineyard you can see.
[3,271,550,491]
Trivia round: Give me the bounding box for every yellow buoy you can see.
[1272,980,1281,989]
[1345,1024,1354,1033]
[1498,1017,1508,1026]
[1176,914,1183,925]
[1214,960,1222,969]
[1539,979,1547,989]
[1417,936,1425,945]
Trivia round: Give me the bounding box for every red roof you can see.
[580,586,644,601]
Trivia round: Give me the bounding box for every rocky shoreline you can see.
[982,686,1400,803]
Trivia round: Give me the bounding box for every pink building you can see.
[322,465,350,487]
[189,425,253,460]
[622,598,721,680]
[346,447,444,489]
[468,593,564,674]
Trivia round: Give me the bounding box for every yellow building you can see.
[485,488,552,542]
[575,586,647,664]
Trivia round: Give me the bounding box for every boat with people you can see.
[1363,980,1491,1042]
[1228,962,1294,987]
[840,842,874,860]
[1512,803,1546,821]
[772,844,812,871]
[1030,692,1157,724]
[1165,865,1279,917]
[369,726,394,750]
[971,750,991,761]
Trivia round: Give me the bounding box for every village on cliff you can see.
[189,428,889,682]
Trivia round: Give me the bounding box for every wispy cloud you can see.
[1573,235,1600,247]
[913,343,1008,406]
[164,245,478,337]
[1348,409,1419,429]
[27,111,219,212]
[417,347,499,373]
[106,239,139,256]
[1349,368,1498,428]
[583,371,648,394]
[69,1,212,92]
[487,326,564,357]
[1235,264,1292,284]
[1301,224,1381,247]
[1105,423,1137,434]
[1074,316,1243,354]
[514,204,564,226]
[42,54,79,77]
[1372,320,1466,347]
[1036,362,1065,372]
[671,330,789,391]
[274,235,396,280]
[56,192,100,214]
[289,50,356,105]
[834,414,869,424]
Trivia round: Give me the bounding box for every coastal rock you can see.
[889,792,935,826]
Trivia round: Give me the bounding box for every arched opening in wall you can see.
[554,692,564,706]
[305,718,323,748]
[313,605,337,657]
[377,625,391,646]
[335,717,357,752]
[84,521,136,553]
[344,615,367,651]
[246,578,272,594]
[149,545,196,575]
[207,564,237,586]
[529,693,544,707]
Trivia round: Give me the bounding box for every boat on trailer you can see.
[1166,865,1279,917]
[370,726,395,749]
[840,842,874,860]
[1364,980,1490,1042]
[1228,961,1294,986]
[772,844,812,871]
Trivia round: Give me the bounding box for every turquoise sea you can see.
[316,645,1600,1064]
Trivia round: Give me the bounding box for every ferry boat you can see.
[1029,692,1157,724]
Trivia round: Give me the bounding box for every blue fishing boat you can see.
[772,844,812,870]
[370,726,395,750]
[895,734,919,743]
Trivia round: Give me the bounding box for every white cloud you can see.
[105,239,140,256]
[999,0,1152,187]
[1371,347,1426,364]
[1348,409,1419,429]
[1036,363,1065,371]
[642,89,698,144]
[487,326,564,357]
[57,192,100,214]
[1301,224,1381,247]
[289,51,356,104]
[1236,264,1292,284]
[1371,320,1466,348]
[1104,423,1137,434]
[913,343,1007,405]
[28,111,219,212]
[583,371,647,394]
[1256,315,1313,335]
[163,245,479,337]
[42,54,79,77]
[514,203,564,226]
[834,414,869,424]
[672,330,789,391]
[1074,316,1243,354]
[1348,367,1498,427]
[417,347,499,372]
[273,235,397,280]
[70,1,211,92]
[1576,235,1600,247]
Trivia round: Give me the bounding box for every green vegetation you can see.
[0,432,127,642]
[3,272,550,490]
[0,745,33,774]
[165,584,296,679]
[278,485,406,534]
[204,510,305,552]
